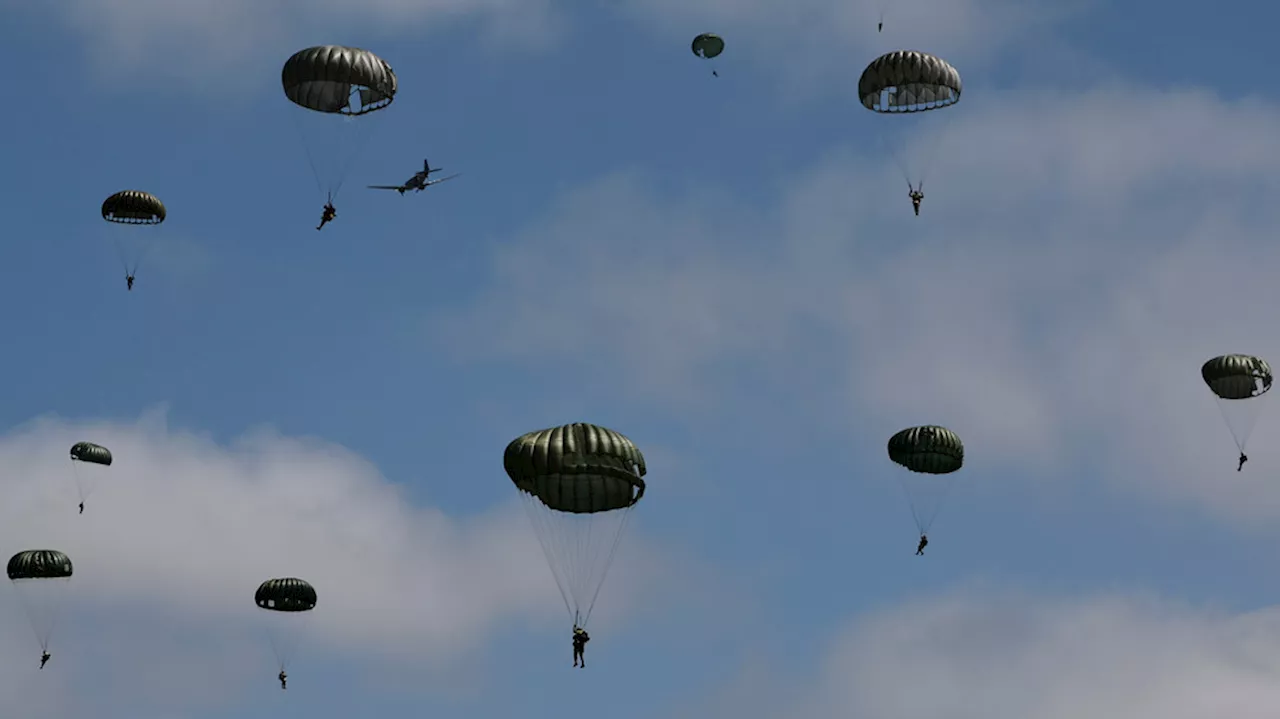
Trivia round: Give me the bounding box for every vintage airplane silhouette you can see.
[368,159,460,195]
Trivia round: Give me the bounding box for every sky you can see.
[0,0,1279,716]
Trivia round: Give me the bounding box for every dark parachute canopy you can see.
[858,50,962,192]
[7,550,73,580]
[282,46,397,116]
[858,50,962,113]
[255,577,316,673]
[70,442,112,466]
[1202,354,1273,457]
[101,190,165,277]
[505,423,645,627]
[8,550,74,652]
[1202,354,1273,400]
[691,33,724,60]
[691,33,724,76]
[255,578,318,612]
[101,190,166,225]
[887,426,964,534]
[282,46,397,201]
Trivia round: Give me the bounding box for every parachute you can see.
[875,0,906,33]
[101,190,165,279]
[69,441,112,509]
[1202,354,1272,456]
[887,425,964,534]
[255,577,317,673]
[7,550,73,653]
[691,33,724,76]
[282,45,397,203]
[505,423,646,628]
[857,50,962,194]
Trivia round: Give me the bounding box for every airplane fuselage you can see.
[369,160,456,194]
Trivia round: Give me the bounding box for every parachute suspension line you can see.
[521,494,575,620]
[288,110,326,198]
[913,114,959,191]
[128,230,162,277]
[134,235,159,275]
[1215,401,1247,453]
[877,135,914,191]
[581,507,635,627]
[519,493,634,629]
[70,463,87,504]
[12,578,70,652]
[894,477,924,533]
[288,109,379,202]
[268,629,288,672]
[1214,398,1264,453]
[109,230,160,277]
[917,478,956,534]
[43,605,66,651]
[329,116,378,199]
[894,475,957,535]
[111,236,131,276]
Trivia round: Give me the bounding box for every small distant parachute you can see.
[7,550,73,653]
[69,442,112,512]
[691,33,724,76]
[887,425,964,535]
[505,423,646,628]
[282,45,397,203]
[1202,354,1272,460]
[101,190,165,279]
[255,577,317,673]
[858,50,962,195]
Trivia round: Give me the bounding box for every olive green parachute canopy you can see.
[70,442,112,466]
[858,50,962,113]
[255,578,317,612]
[7,550,73,580]
[504,423,646,513]
[691,33,725,59]
[282,46,397,116]
[888,426,963,534]
[1202,354,1273,400]
[888,425,964,474]
[8,550,73,653]
[505,422,646,627]
[1202,354,1272,457]
[101,190,165,225]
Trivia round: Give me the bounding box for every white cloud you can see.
[0,408,674,714]
[11,0,560,81]
[432,82,1280,521]
[675,588,1280,719]
[21,0,1083,96]
[614,0,1078,97]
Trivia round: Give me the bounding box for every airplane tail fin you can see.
[424,159,432,174]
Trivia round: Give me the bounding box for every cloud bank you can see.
[432,82,1280,523]
[0,410,671,715]
[673,588,1280,719]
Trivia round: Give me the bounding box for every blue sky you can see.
[3,0,1280,717]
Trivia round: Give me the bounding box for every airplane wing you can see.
[367,185,407,191]
[424,174,461,187]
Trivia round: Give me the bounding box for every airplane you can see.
[367,159,460,195]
